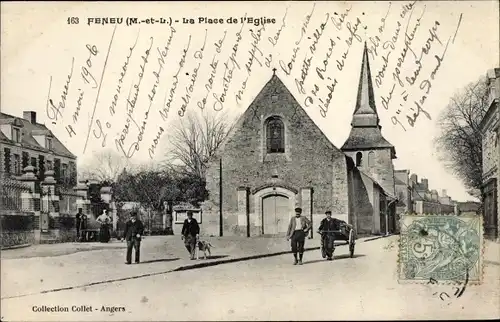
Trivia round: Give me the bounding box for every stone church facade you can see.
[202,44,397,238]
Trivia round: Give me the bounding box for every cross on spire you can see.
[272,67,277,75]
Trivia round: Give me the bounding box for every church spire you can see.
[351,42,380,128]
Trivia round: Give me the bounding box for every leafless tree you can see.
[164,110,236,179]
[79,149,131,183]
[434,77,490,195]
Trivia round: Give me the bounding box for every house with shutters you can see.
[0,110,80,245]
[0,111,77,184]
[201,43,399,238]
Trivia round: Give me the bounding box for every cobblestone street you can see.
[1,236,499,321]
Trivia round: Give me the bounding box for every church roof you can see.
[341,127,395,150]
[394,176,408,186]
[212,72,344,159]
[341,43,395,157]
[353,42,378,118]
[359,169,397,200]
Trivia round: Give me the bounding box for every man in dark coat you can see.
[123,212,144,264]
[75,208,82,240]
[80,212,88,242]
[318,211,341,260]
[181,211,200,260]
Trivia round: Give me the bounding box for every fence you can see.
[0,175,36,247]
[0,174,31,212]
[115,203,171,237]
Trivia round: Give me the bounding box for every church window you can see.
[266,116,285,153]
[368,151,375,166]
[356,152,363,166]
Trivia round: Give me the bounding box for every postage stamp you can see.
[398,213,483,285]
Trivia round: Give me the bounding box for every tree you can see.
[79,149,130,183]
[434,77,490,195]
[114,167,178,211]
[164,110,235,179]
[113,167,208,209]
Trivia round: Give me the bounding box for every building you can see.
[394,169,412,232]
[394,170,457,232]
[0,111,79,246]
[202,44,398,238]
[456,201,482,215]
[479,67,500,240]
[408,174,456,214]
[394,169,480,227]
[0,111,77,184]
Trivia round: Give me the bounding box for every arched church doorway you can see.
[261,194,291,236]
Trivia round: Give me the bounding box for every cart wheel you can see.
[349,230,355,258]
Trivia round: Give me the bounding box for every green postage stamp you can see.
[398,213,483,284]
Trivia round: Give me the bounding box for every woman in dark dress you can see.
[96,210,111,243]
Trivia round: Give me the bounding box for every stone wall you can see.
[351,169,375,235]
[344,148,396,197]
[0,166,91,246]
[0,211,35,248]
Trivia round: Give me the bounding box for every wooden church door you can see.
[262,194,290,236]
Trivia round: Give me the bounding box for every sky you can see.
[1,1,499,202]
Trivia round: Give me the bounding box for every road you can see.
[2,237,499,321]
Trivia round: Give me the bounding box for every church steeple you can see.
[341,43,395,158]
[341,44,397,196]
[351,42,380,128]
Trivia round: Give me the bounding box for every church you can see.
[201,44,398,238]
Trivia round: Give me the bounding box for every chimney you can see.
[23,111,36,124]
[410,174,418,184]
[442,189,447,197]
[421,178,429,190]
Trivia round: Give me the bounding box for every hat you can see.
[130,212,138,217]
[294,207,302,213]
[325,211,332,215]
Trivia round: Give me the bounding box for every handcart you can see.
[318,223,356,259]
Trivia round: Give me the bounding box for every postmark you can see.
[398,213,483,285]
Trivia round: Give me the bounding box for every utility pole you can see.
[219,158,223,237]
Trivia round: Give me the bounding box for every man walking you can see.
[123,212,144,264]
[286,207,311,265]
[318,211,339,260]
[181,211,200,260]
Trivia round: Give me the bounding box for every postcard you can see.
[1,1,499,321]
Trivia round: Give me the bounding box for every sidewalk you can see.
[1,241,126,259]
[1,235,331,299]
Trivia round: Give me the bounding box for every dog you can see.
[196,240,214,260]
